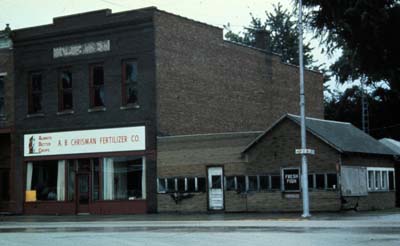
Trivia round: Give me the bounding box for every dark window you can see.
[158,178,166,193]
[197,177,206,192]
[271,175,281,190]
[90,64,105,107]
[67,161,75,201]
[0,76,4,115]
[236,176,246,192]
[308,174,315,189]
[211,175,222,189]
[326,173,337,189]
[92,159,100,201]
[225,176,236,191]
[282,168,300,191]
[28,160,59,201]
[0,168,9,201]
[316,174,325,189]
[187,178,196,192]
[248,176,258,191]
[166,178,176,192]
[177,178,185,192]
[29,72,42,113]
[389,171,395,191]
[259,175,268,190]
[59,70,73,111]
[122,61,138,105]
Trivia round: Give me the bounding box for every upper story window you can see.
[89,64,105,108]
[59,70,73,111]
[122,60,138,106]
[28,72,42,114]
[0,75,5,116]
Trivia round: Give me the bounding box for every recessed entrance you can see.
[207,166,224,210]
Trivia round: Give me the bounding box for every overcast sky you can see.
[0,0,343,92]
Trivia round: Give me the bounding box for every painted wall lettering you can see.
[53,40,110,58]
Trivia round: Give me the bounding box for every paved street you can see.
[1,211,400,245]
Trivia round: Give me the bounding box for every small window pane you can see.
[187,178,195,192]
[308,174,314,189]
[158,178,166,193]
[211,175,222,189]
[31,74,42,91]
[225,176,235,191]
[167,178,175,192]
[126,84,138,105]
[93,66,104,85]
[61,71,72,89]
[67,161,75,201]
[327,173,337,189]
[236,176,246,192]
[375,171,381,190]
[248,176,258,191]
[125,62,138,83]
[259,175,268,190]
[197,177,206,192]
[389,171,395,191]
[92,159,100,201]
[63,92,73,110]
[271,175,281,190]
[315,174,325,189]
[177,178,185,192]
[94,87,105,106]
[368,170,374,190]
[382,171,388,190]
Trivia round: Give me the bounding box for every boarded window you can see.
[225,176,235,191]
[341,166,368,196]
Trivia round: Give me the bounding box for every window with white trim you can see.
[367,167,395,192]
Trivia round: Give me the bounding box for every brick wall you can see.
[154,11,324,136]
[0,47,14,128]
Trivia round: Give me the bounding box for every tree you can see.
[225,3,315,67]
[325,85,400,140]
[302,0,400,91]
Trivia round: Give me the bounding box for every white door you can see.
[208,167,224,210]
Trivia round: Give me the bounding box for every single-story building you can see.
[157,114,398,212]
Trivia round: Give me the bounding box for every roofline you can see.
[158,130,263,140]
[286,113,351,125]
[242,114,344,154]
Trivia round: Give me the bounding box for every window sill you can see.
[368,189,392,193]
[120,104,140,110]
[88,107,106,113]
[26,113,45,118]
[57,110,74,116]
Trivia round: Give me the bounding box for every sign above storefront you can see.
[24,126,145,157]
[53,40,110,58]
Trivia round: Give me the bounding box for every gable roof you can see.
[379,138,400,155]
[243,114,397,156]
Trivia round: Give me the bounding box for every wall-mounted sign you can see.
[53,40,110,58]
[24,126,145,157]
[283,168,300,191]
[295,148,315,155]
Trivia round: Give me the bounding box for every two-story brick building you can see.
[7,7,325,215]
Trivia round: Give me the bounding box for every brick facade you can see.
[154,11,324,136]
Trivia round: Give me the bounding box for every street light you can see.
[298,0,311,218]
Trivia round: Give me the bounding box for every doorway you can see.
[75,159,92,214]
[207,166,224,210]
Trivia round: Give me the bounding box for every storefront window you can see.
[93,159,100,201]
[247,176,258,191]
[102,156,145,200]
[166,178,176,192]
[271,175,281,190]
[67,161,75,201]
[326,173,337,189]
[26,160,66,201]
[187,178,196,192]
[225,176,236,191]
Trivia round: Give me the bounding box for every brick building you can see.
[0,27,15,214]
[5,7,325,215]
[158,114,398,212]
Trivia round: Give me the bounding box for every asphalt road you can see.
[1,212,400,245]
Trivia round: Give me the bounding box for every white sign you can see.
[295,148,315,155]
[53,40,110,58]
[24,126,145,157]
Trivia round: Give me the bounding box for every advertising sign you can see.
[283,168,300,191]
[24,126,145,157]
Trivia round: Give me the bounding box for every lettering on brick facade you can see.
[53,40,110,58]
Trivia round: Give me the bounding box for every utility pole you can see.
[298,0,310,218]
[361,76,370,134]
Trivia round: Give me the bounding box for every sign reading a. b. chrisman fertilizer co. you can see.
[24,126,145,157]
